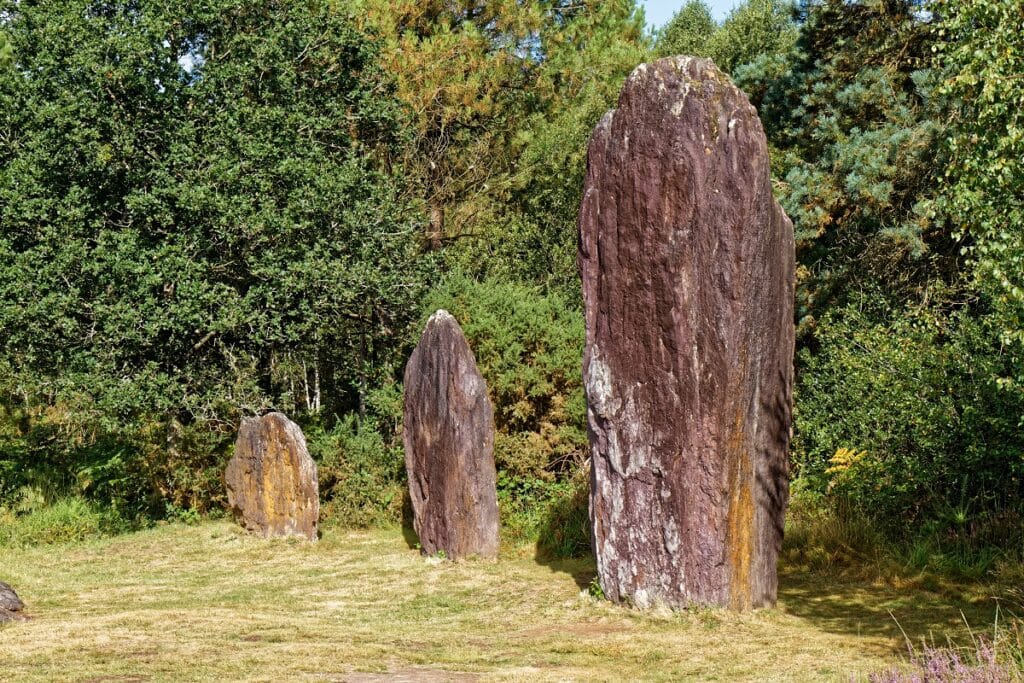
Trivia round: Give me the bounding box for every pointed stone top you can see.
[428,309,456,324]
[425,309,463,337]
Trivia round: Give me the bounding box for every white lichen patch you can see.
[662,517,681,555]
[667,74,694,118]
[670,55,697,73]
[617,389,651,477]
[427,309,456,326]
[585,351,618,419]
[459,366,486,397]
[627,62,649,84]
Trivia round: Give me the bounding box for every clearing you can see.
[0,521,1005,681]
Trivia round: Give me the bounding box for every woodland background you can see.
[0,0,1022,581]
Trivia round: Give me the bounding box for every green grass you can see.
[0,520,1017,682]
[0,495,128,547]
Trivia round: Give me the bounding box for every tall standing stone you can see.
[225,412,319,541]
[403,310,499,559]
[578,57,795,609]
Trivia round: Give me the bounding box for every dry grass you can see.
[0,521,1008,682]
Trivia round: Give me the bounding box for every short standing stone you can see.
[403,310,499,559]
[578,57,795,609]
[0,581,25,623]
[225,412,319,541]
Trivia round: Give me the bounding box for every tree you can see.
[472,0,650,295]
[746,0,950,328]
[0,0,429,510]
[936,0,1024,399]
[358,0,650,264]
[656,0,797,75]
[0,31,11,69]
[656,0,716,59]
[355,0,548,248]
[741,0,1024,526]
[708,0,797,73]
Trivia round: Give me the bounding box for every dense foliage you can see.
[656,0,797,74]
[937,0,1024,397]
[1,0,1022,568]
[0,0,429,514]
[738,0,1024,531]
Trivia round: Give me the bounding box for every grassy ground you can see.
[0,520,1011,682]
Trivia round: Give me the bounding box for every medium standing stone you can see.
[578,57,795,609]
[225,412,319,541]
[403,310,499,559]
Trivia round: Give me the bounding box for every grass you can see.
[0,495,127,547]
[0,520,1018,682]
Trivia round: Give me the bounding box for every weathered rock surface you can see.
[578,56,795,609]
[225,412,319,541]
[403,310,499,560]
[0,581,25,623]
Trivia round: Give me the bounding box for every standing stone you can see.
[0,581,25,623]
[578,56,795,609]
[403,310,499,560]
[225,412,319,541]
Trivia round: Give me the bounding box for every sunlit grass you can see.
[0,520,1013,681]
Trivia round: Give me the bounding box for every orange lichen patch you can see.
[225,412,319,541]
[258,435,305,532]
[726,405,755,611]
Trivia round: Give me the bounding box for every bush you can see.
[496,465,591,559]
[0,400,234,519]
[794,297,1024,533]
[535,466,592,559]
[423,274,587,485]
[308,405,406,528]
[0,492,129,547]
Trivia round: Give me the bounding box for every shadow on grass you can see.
[399,491,421,551]
[401,524,420,551]
[534,538,999,645]
[534,553,596,591]
[777,568,1000,644]
[529,472,596,591]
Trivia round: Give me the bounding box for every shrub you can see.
[0,492,129,547]
[0,400,233,519]
[497,465,591,559]
[423,274,587,486]
[308,405,406,528]
[865,634,1024,682]
[793,298,1024,533]
[535,466,592,559]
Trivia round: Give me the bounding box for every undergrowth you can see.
[0,490,132,547]
[783,488,1024,590]
[862,605,1024,681]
